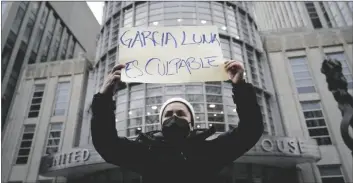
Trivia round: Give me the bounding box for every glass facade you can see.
[92,1,274,139]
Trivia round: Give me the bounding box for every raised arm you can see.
[207,61,264,171]
[208,81,263,167]
[91,64,150,174]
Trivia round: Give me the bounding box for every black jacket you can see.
[91,82,264,183]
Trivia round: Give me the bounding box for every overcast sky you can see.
[87,2,104,25]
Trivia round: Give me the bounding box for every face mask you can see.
[162,115,191,141]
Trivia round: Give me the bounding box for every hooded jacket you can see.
[91,81,264,183]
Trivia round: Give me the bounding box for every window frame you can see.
[28,84,45,118]
[44,123,63,155]
[14,124,36,165]
[288,56,317,94]
[52,81,71,116]
[318,164,346,183]
[300,101,332,146]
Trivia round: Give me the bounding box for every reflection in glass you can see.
[186,94,203,102]
[165,95,185,100]
[146,96,163,105]
[129,99,143,109]
[127,117,142,127]
[208,113,224,122]
[206,86,222,94]
[165,85,184,94]
[207,104,223,113]
[146,105,161,115]
[146,115,159,124]
[128,108,143,117]
[185,85,203,93]
[194,113,206,121]
[191,103,205,112]
[206,95,223,103]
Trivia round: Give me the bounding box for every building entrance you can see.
[67,163,299,183]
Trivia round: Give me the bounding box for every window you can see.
[305,2,323,29]
[289,56,316,94]
[41,12,56,62]
[226,6,239,38]
[60,31,69,60]
[220,38,231,59]
[7,42,28,109]
[53,82,70,116]
[124,9,133,27]
[40,5,49,25]
[337,2,353,26]
[135,3,148,27]
[103,24,110,51]
[28,84,45,118]
[99,59,106,88]
[44,123,63,154]
[247,48,259,86]
[32,5,49,53]
[15,125,36,164]
[28,51,37,64]
[300,101,332,145]
[326,52,353,89]
[165,85,184,94]
[40,35,52,62]
[212,2,226,30]
[115,1,121,11]
[2,31,17,79]
[33,25,45,52]
[240,12,250,43]
[30,2,40,15]
[232,42,244,62]
[319,2,332,28]
[107,52,116,74]
[257,53,266,88]
[50,23,64,61]
[266,95,275,135]
[111,15,120,46]
[12,3,27,35]
[24,1,39,44]
[318,165,345,183]
[128,117,143,127]
[67,40,75,59]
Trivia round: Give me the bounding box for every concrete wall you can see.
[1,59,91,182]
[49,2,100,60]
[263,26,353,182]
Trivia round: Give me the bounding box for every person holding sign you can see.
[91,60,264,183]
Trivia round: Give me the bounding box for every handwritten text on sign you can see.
[118,26,228,83]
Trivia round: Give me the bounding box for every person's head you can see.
[159,98,195,141]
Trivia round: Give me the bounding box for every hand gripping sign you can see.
[118,26,228,83]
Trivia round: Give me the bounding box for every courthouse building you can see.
[1,1,99,129]
[1,1,352,183]
[1,1,99,183]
